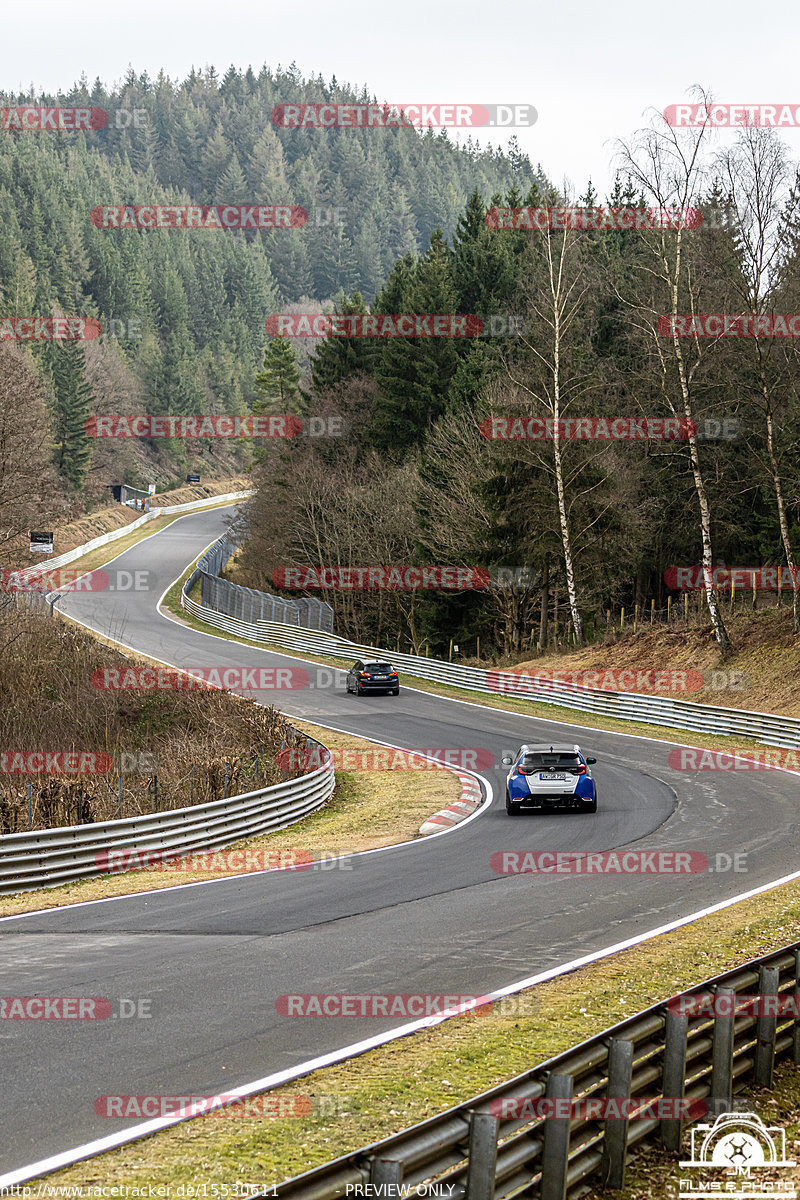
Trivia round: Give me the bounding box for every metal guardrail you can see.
[181,543,799,750]
[0,739,334,895]
[274,941,800,1200]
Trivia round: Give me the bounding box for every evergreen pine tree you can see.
[309,291,376,392]
[48,339,93,488]
[254,336,302,413]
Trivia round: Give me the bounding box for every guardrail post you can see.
[754,966,779,1087]
[794,950,800,1064]
[540,1072,573,1200]
[601,1038,634,1189]
[370,1157,402,1197]
[711,987,735,1114]
[465,1110,499,1200]
[661,1008,688,1151]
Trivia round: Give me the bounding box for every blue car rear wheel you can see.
[506,790,522,815]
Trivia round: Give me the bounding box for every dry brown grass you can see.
[503,607,800,717]
[0,718,460,915]
[0,611,297,832]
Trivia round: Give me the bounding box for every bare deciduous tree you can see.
[616,93,732,654]
[717,126,800,633]
[503,213,596,644]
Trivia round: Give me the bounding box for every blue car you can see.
[501,743,597,815]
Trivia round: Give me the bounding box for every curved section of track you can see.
[2,507,799,1175]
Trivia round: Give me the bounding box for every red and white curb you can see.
[418,772,484,835]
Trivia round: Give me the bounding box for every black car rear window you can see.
[364,662,394,672]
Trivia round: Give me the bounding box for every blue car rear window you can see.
[521,754,582,770]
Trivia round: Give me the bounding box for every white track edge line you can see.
[5,862,800,1186]
[6,514,798,1178]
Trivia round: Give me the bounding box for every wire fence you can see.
[188,535,334,632]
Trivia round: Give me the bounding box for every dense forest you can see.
[0,65,541,510]
[1,70,799,659]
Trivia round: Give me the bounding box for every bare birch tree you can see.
[502,214,593,643]
[615,93,732,653]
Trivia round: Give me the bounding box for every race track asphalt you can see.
[2,505,799,1175]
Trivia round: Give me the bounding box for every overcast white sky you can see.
[2,0,799,193]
